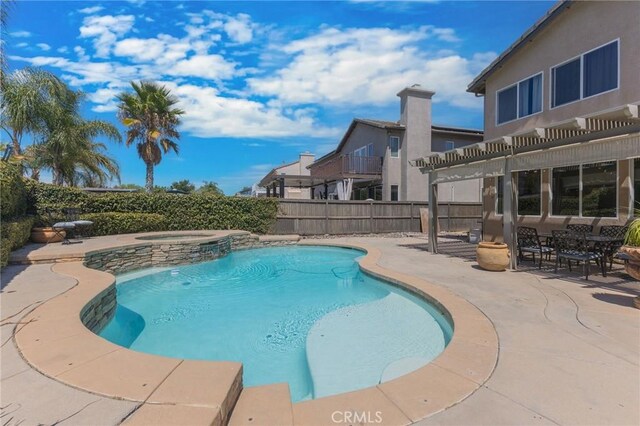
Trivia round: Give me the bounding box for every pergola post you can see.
[266,186,271,197]
[279,178,285,199]
[428,171,438,254]
[502,158,518,270]
[272,182,277,198]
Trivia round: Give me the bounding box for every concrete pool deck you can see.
[1,233,638,425]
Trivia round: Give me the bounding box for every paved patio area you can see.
[1,234,639,425]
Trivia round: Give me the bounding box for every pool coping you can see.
[12,233,498,425]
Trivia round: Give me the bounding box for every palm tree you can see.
[117,81,184,192]
[24,83,122,186]
[1,67,70,155]
[1,0,14,80]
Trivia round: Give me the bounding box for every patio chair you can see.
[44,208,75,245]
[566,224,594,234]
[63,208,94,239]
[516,226,553,268]
[596,225,628,270]
[552,230,605,280]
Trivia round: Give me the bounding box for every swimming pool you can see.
[99,246,453,402]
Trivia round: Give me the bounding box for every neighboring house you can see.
[415,0,639,246]
[250,183,267,198]
[258,152,315,199]
[308,86,484,201]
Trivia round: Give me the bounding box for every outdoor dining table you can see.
[535,231,624,276]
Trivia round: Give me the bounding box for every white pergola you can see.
[414,104,640,269]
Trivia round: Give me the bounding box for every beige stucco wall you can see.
[482,159,634,242]
[482,1,640,140]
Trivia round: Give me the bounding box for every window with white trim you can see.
[552,40,619,108]
[497,73,542,125]
[445,141,455,151]
[389,136,400,158]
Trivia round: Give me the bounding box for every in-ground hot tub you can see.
[98,245,453,402]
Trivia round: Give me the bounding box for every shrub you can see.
[1,216,35,267]
[25,181,279,234]
[81,212,169,236]
[0,163,28,220]
[24,179,88,216]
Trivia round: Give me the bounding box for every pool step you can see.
[228,383,293,426]
[124,360,243,426]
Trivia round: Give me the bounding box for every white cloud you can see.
[36,43,51,51]
[224,14,253,44]
[57,46,69,53]
[79,14,135,57]
[10,30,31,38]
[164,83,340,138]
[89,87,122,112]
[249,26,494,109]
[78,6,104,14]
[114,37,168,62]
[16,42,28,48]
[170,55,238,80]
[432,28,460,43]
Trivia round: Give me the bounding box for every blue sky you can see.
[6,0,554,194]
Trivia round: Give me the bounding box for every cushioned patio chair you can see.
[517,226,553,268]
[552,230,605,280]
[63,207,94,239]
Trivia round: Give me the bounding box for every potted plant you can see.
[621,216,640,275]
[476,241,510,271]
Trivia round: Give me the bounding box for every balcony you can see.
[310,155,382,179]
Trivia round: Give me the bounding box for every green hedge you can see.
[81,212,168,236]
[1,162,28,220]
[25,180,279,234]
[1,216,35,267]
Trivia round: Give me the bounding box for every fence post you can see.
[370,201,374,233]
[410,202,414,232]
[325,200,329,234]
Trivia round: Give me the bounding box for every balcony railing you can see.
[311,155,382,178]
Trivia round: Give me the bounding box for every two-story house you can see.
[307,85,484,201]
[415,0,640,258]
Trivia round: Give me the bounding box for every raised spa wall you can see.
[80,233,298,334]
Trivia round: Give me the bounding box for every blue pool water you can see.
[99,246,452,401]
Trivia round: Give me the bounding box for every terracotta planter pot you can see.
[620,246,640,282]
[476,242,510,271]
[31,227,65,244]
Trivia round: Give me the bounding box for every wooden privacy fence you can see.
[272,200,482,235]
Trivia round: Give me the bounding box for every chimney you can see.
[397,85,435,201]
[298,152,315,175]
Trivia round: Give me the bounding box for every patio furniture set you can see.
[516,224,628,280]
[47,208,94,245]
